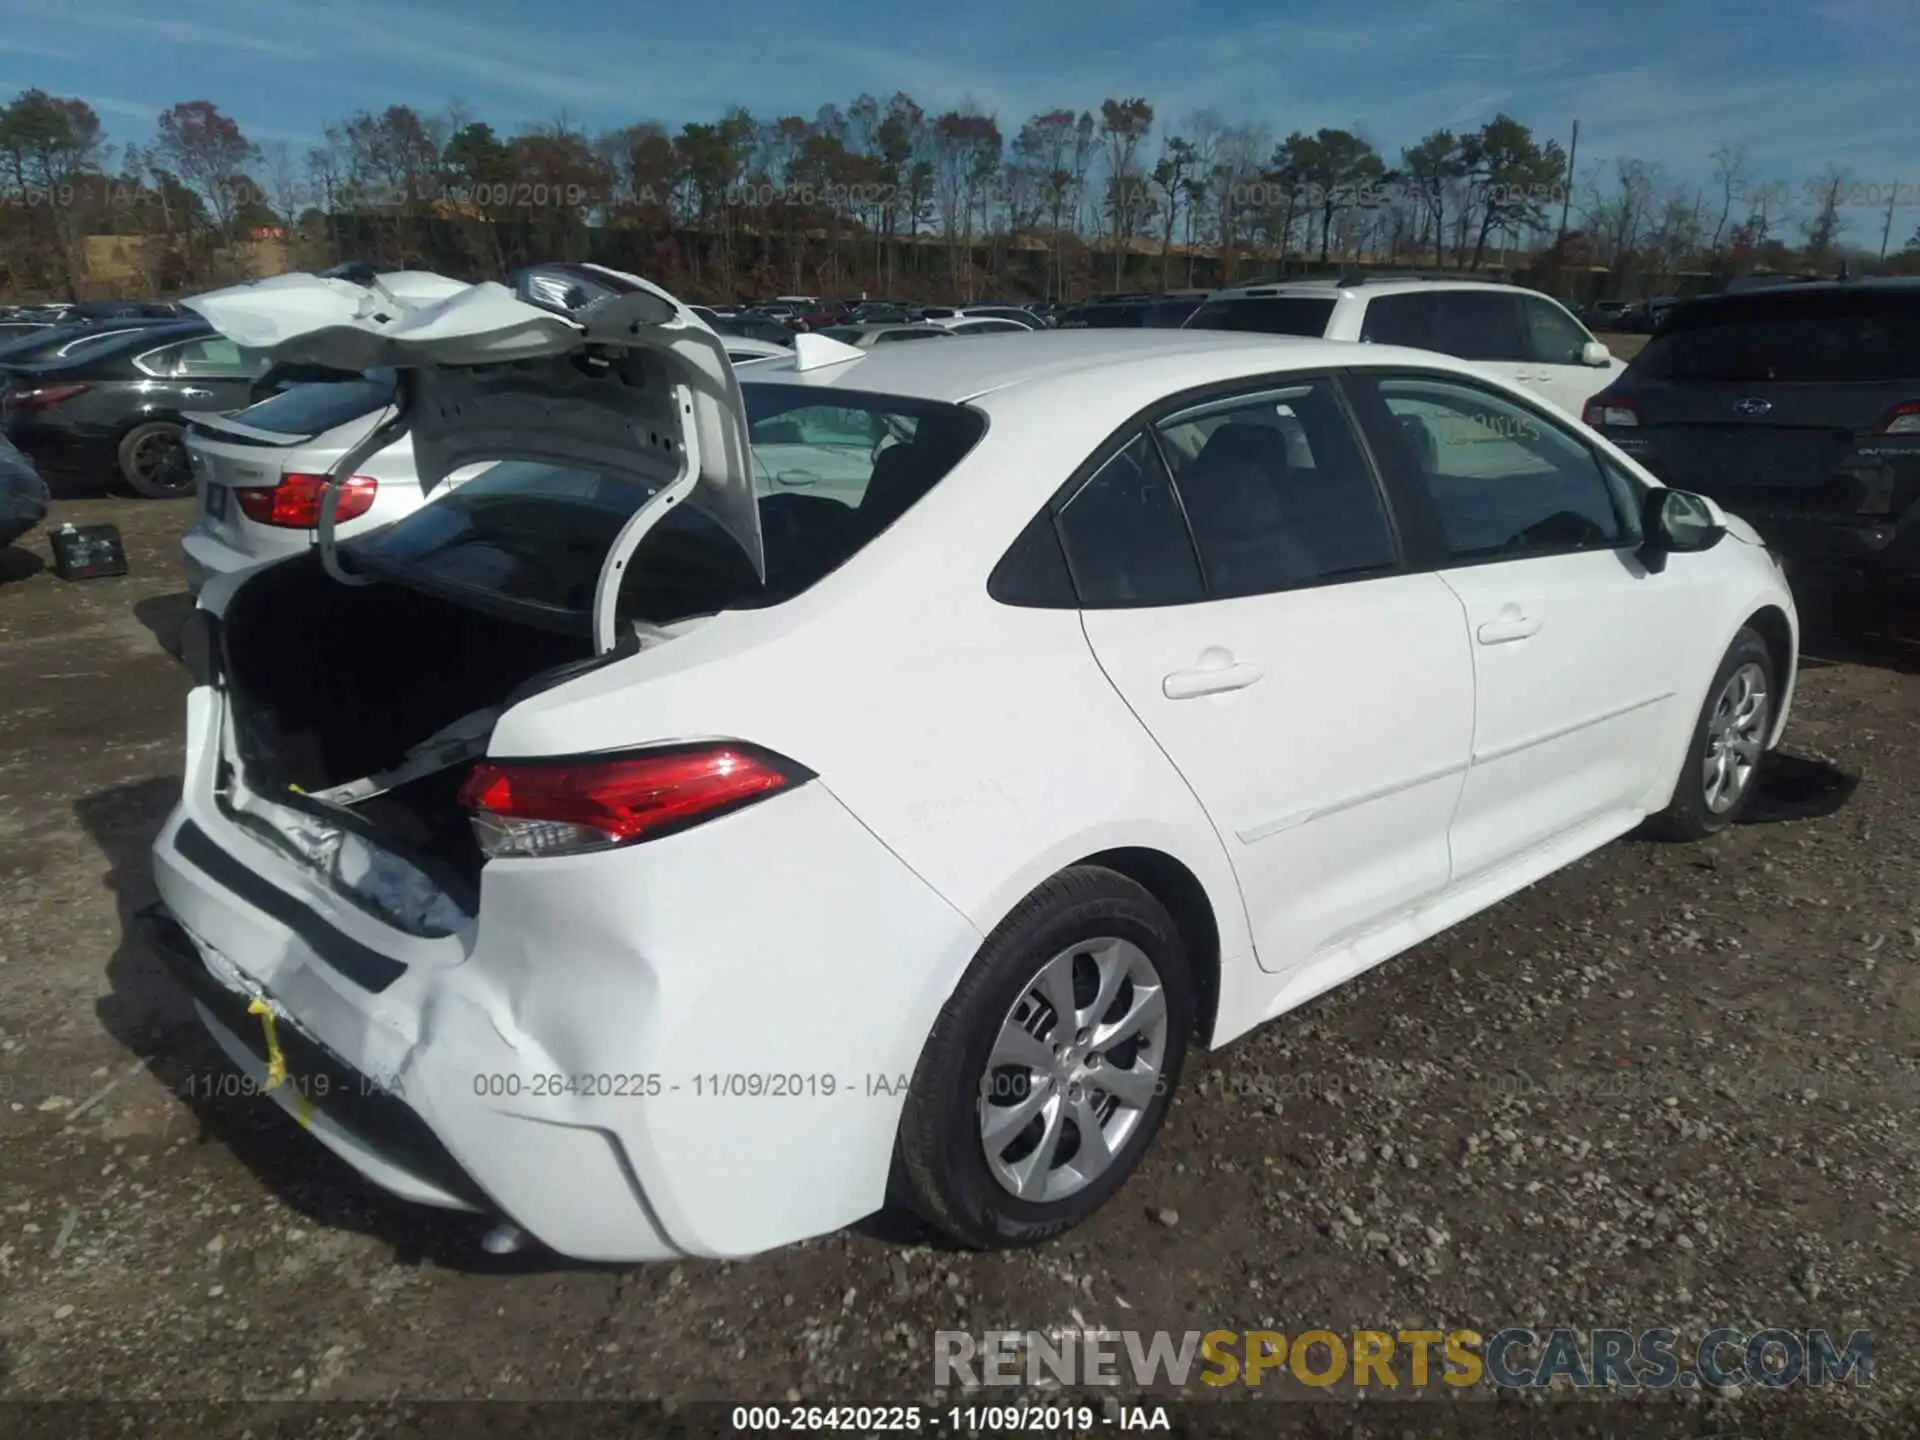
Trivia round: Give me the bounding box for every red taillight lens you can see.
[1877,402,1920,435]
[3,381,89,410]
[1583,398,1639,428]
[457,744,812,858]
[234,472,377,528]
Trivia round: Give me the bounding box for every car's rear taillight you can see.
[457,743,813,858]
[1583,399,1639,428]
[1876,402,1920,435]
[3,382,89,411]
[234,472,377,528]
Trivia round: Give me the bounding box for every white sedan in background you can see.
[144,269,1795,1263]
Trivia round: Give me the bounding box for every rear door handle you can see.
[1476,612,1542,644]
[181,387,213,399]
[1163,648,1265,699]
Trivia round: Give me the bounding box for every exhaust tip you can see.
[481,1222,529,1256]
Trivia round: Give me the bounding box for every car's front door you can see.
[1516,292,1620,415]
[1065,377,1476,975]
[1347,369,1690,884]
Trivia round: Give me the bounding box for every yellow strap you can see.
[248,997,312,1128]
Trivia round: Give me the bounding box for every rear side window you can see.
[1055,434,1204,606]
[1359,294,1435,349]
[141,336,270,377]
[1361,374,1627,560]
[1636,292,1920,383]
[1155,381,1398,595]
[1187,297,1335,336]
[233,370,398,435]
[1433,292,1527,361]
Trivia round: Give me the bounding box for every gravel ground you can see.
[0,486,1915,1439]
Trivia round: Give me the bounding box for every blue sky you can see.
[0,0,1912,242]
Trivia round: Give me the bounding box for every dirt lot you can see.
[0,487,1916,1438]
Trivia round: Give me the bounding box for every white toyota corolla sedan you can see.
[140,270,1797,1262]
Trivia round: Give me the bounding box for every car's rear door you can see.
[1067,374,1476,977]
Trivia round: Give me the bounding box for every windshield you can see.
[348,384,987,630]
[1186,297,1336,336]
[1636,292,1920,383]
[229,370,399,435]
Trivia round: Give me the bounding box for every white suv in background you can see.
[1186,277,1625,416]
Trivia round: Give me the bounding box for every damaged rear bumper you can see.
[135,902,492,1213]
[145,696,985,1262]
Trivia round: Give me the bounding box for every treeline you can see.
[0,86,1915,302]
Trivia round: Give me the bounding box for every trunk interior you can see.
[219,553,598,884]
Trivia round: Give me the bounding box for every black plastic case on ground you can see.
[48,522,129,580]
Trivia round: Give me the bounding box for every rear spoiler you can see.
[182,410,316,446]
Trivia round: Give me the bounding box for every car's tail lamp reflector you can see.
[235,472,377,528]
[1583,399,1639,428]
[458,743,812,858]
[1876,402,1920,435]
[3,382,89,410]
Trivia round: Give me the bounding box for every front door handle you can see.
[1476,611,1542,644]
[181,387,214,399]
[1163,646,1265,699]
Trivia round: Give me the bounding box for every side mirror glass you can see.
[1639,487,1727,571]
[1581,339,1614,367]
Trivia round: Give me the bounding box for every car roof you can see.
[1205,278,1523,300]
[742,327,1463,404]
[828,322,945,336]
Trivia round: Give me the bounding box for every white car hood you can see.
[182,268,762,583]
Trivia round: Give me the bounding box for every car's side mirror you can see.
[1581,339,1614,367]
[1638,487,1728,572]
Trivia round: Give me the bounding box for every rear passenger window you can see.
[1433,292,1527,361]
[1154,380,1398,597]
[1359,294,1435,349]
[1055,434,1204,606]
[1363,374,1629,560]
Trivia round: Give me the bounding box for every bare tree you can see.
[1802,163,1851,264]
[1707,142,1747,256]
[1098,97,1154,288]
[257,140,304,228]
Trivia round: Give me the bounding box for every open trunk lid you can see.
[183,265,761,652]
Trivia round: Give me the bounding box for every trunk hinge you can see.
[589,381,702,656]
[316,370,417,588]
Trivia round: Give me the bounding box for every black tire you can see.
[1645,625,1777,841]
[117,421,193,498]
[895,866,1193,1250]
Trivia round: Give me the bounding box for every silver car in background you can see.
[181,370,413,595]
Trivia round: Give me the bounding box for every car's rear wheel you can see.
[895,866,1192,1249]
[1646,626,1775,841]
[118,421,193,498]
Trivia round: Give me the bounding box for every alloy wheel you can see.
[978,937,1168,1204]
[1703,661,1769,814]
